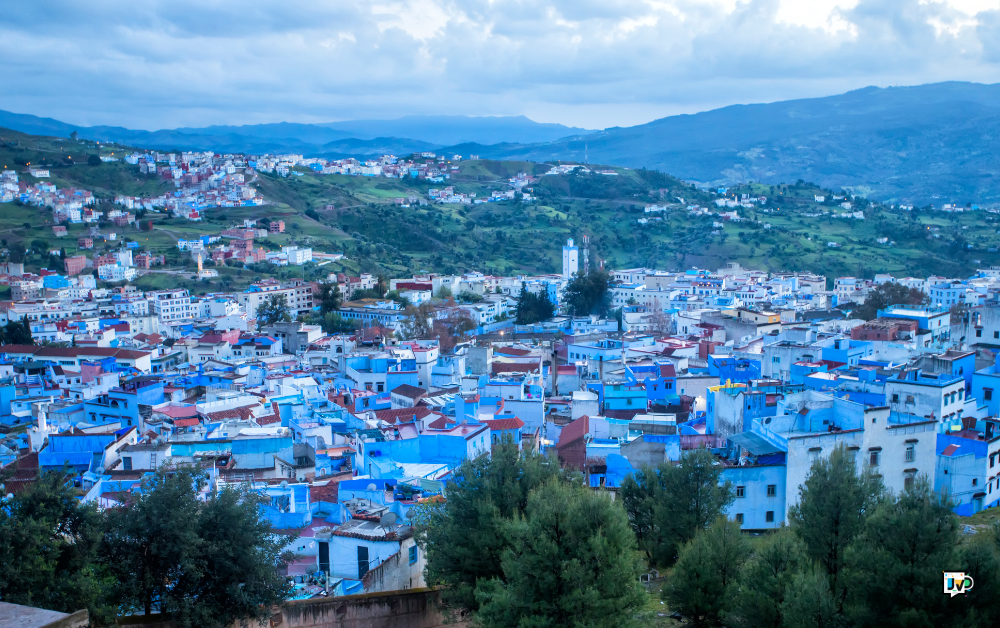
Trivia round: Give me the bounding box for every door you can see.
[358,546,369,579]
[318,542,330,574]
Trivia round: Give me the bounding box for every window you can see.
[122,456,132,470]
[905,395,914,404]
[987,389,994,402]
[973,478,978,486]
[773,357,781,363]
[905,444,915,463]
[977,329,983,337]
[870,450,880,466]
[766,511,775,523]
[377,383,384,393]
[408,545,418,565]
[736,486,746,498]
[735,513,744,524]
[767,484,777,497]
[891,393,899,403]
[994,331,998,339]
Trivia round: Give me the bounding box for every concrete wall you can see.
[117,589,463,628]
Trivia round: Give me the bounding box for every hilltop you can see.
[1,125,999,299]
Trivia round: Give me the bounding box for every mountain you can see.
[0,110,591,156]
[459,82,1000,204]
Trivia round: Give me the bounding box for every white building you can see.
[562,239,579,280]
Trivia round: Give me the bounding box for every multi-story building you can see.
[238,280,314,320]
[150,289,194,322]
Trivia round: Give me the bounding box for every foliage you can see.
[434,285,453,300]
[87,154,102,166]
[850,281,928,321]
[456,290,484,303]
[475,481,647,628]
[1,319,34,345]
[256,293,291,326]
[398,302,434,339]
[725,529,808,628]
[663,516,750,628]
[432,309,476,352]
[320,311,358,334]
[316,281,342,314]
[514,285,555,324]
[101,467,293,627]
[417,442,559,612]
[619,448,734,567]
[779,568,843,628]
[788,444,884,601]
[0,471,112,623]
[563,268,614,317]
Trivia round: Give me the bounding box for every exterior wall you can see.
[885,377,964,423]
[784,430,864,518]
[722,464,787,530]
[327,536,401,581]
[861,412,937,496]
[362,537,426,593]
[278,588,466,628]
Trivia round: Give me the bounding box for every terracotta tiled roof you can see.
[374,407,433,424]
[492,362,539,374]
[557,415,589,449]
[482,417,525,431]
[427,415,457,430]
[495,347,531,356]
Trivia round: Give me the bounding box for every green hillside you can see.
[2,126,999,297]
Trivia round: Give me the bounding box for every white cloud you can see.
[0,0,996,129]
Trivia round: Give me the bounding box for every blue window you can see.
[408,545,418,564]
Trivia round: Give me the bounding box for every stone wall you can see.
[278,588,466,628]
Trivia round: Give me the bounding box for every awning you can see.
[728,432,785,456]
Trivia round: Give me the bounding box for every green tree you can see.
[316,281,342,314]
[955,523,1000,626]
[475,481,647,628]
[0,471,112,622]
[663,516,751,628]
[1,319,34,345]
[621,449,734,566]
[101,468,292,628]
[398,302,434,339]
[8,242,27,263]
[850,282,928,321]
[780,568,843,628]
[843,477,958,628]
[87,154,102,166]
[256,293,291,326]
[788,444,884,602]
[726,529,808,628]
[434,285,453,300]
[418,442,558,612]
[514,285,555,324]
[563,268,614,317]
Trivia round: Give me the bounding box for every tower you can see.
[582,235,590,274]
[562,239,579,279]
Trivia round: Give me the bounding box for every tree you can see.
[417,442,559,612]
[256,293,291,326]
[663,516,751,628]
[842,477,958,628]
[432,309,476,352]
[788,444,884,606]
[101,468,292,628]
[514,285,555,324]
[726,529,808,628]
[475,481,647,628]
[316,281,342,314]
[321,312,358,334]
[456,290,483,303]
[8,242,26,263]
[434,285,453,300]
[563,268,614,317]
[398,302,434,339]
[850,282,928,321]
[87,154,102,166]
[1,319,34,345]
[0,471,112,623]
[779,568,843,628]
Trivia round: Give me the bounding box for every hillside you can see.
[2,126,1000,298]
[464,82,1000,205]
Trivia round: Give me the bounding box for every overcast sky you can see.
[2,0,999,130]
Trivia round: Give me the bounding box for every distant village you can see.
[5,144,1000,603]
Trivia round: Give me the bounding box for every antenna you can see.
[379,511,398,530]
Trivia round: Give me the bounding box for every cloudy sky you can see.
[1,0,999,130]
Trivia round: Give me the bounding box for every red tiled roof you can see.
[495,347,531,356]
[310,482,340,503]
[557,415,589,449]
[942,444,960,457]
[155,404,198,419]
[205,404,260,422]
[172,418,200,428]
[257,413,281,426]
[658,363,676,378]
[557,365,577,375]
[603,409,644,421]
[427,415,457,430]
[482,417,525,431]
[375,407,433,424]
[492,362,539,374]
[390,384,427,400]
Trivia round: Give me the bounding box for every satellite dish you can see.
[404,508,414,520]
[379,512,398,528]
[279,480,288,489]
[366,483,377,492]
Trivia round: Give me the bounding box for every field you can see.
[3,124,1000,295]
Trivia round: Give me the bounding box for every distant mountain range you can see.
[0,110,593,157]
[3,82,1000,202]
[465,82,1000,204]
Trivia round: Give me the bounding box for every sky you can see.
[1,0,999,130]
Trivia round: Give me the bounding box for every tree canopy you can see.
[563,269,614,317]
[850,281,928,321]
[256,293,292,326]
[514,285,555,324]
